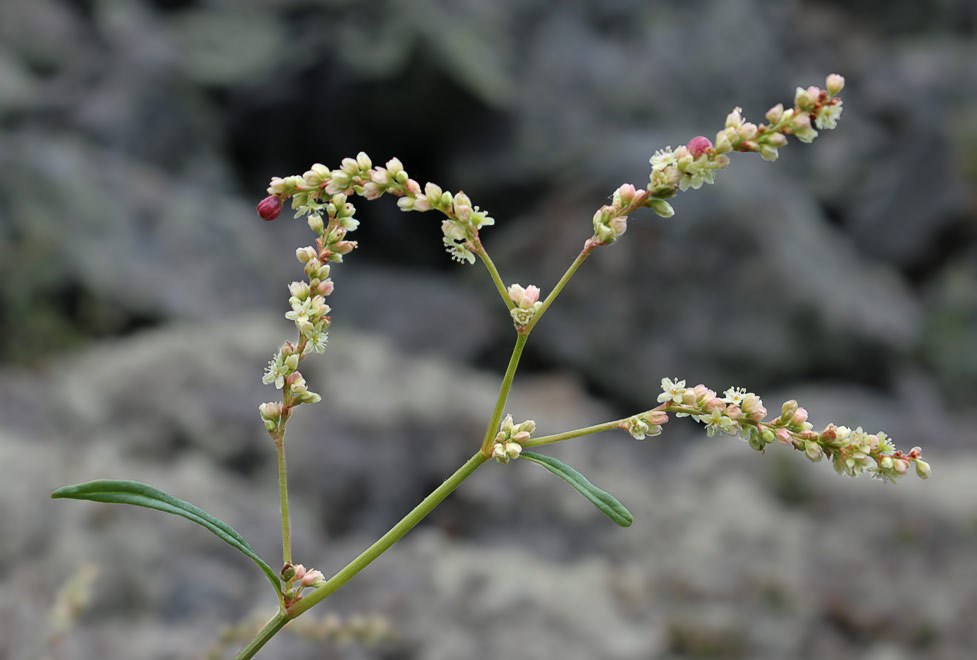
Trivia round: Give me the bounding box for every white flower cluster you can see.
[639,74,847,227]
[491,414,536,464]
[654,377,929,483]
[507,283,542,326]
[371,160,495,265]
[624,410,668,440]
[267,153,495,266]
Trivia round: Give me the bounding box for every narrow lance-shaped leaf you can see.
[520,451,634,527]
[52,479,281,593]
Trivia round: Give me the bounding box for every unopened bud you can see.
[616,183,636,206]
[765,103,784,124]
[316,279,334,296]
[356,151,373,171]
[307,213,324,234]
[687,135,713,159]
[795,86,818,110]
[647,410,669,425]
[738,122,758,140]
[257,195,283,221]
[505,442,523,460]
[650,198,674,218]
[804,440,823,462]
[301,569,325,587]
[333,241,355,255]
[915,459,931,479]
[289,281,310,300]
[609,216,628,237]
[780,400,798,423]
[760,145,779,162]
[385,157,404,175]
[296,246,317,263]
[825,74,845,96]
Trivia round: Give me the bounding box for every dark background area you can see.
[1,1,975,658]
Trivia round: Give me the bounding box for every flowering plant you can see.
[52,74,929,658]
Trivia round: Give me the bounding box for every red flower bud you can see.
[257,195,283,221]
[687,136,713,159]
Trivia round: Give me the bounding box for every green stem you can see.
[474,239,514,311]
[479,333,529,456]
[523,417,628,448]
[286,451,489,619]
[525,239,597,333]
[274,435,292,566]
[233,611,289,660]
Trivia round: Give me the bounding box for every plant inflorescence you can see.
[53,74,929,659]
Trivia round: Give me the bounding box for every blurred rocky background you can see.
[1,0,976,658]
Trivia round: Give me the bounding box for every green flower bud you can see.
[650,199,674,218]
[915,459,931,479]
[307,213,324,234]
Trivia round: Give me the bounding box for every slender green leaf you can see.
[52,479,281,592]
[520,451,634,527]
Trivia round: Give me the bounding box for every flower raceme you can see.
[642,378,930,483]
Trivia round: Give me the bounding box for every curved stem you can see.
[233,611,289,660]
[286,451,488,618]
[525,239,598,333]
[522,417,628,448]
[479,333,529,456]
[474,240,515,311]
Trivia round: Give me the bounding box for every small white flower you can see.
[650,147,677,172]
[814,101,843,130]
[722,387,748,406]
[695,408,740,437]
[443,237,476,264]
[262,351,289,389]
[305,324,329,353]
[658,377,687,404]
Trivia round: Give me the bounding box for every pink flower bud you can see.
[687,136,713,159]
[792,408,808,425]
[703,398,726,413]
[610,216,628,237]
[333,241,356,255]
[616,183,636,206]
[316,279,335,296]
[646,410,669,425]
[775,428,792,446]
[257,195,283,221]
[301,569,325,587]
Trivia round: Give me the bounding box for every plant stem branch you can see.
[525,239,598,333]
[479,333,529,456]
[274,434,292,566]
[233,611,289,660]
[474,239,514,311]
[286,451,488,619]
[522,417,628,448]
